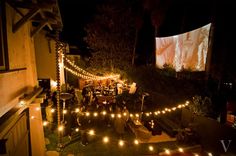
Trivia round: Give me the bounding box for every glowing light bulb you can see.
[75,128,79,132]
[119,140,124,146]
[63,110,67,114]
[43,121,48,126]
[102,111,107,115]
[134,139,139,145]
[88,129,95,135]
[178,148,183,152]
[86,112,90,116]
[103,136,109,143]
[149,146,153,151]
[93,112,98,117]
[19,100,26,106]
[58,126,64,131]
[165,149,170,154]
[208,153,213,156]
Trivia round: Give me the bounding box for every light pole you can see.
[60,93,73,122]
[140,92,149,120]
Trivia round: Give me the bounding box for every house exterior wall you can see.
[34,31,65,88]
[34,32,57,81]
[0,3,46,156]
[0,3,38,118]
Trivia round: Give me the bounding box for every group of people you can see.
[42,84,132,146]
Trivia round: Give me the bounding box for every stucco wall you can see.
[0,3,38,117]
[34,31,57,80]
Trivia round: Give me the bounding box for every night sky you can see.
[58,0,236,77]
[58,0,103,49]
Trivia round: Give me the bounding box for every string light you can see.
[62,101,189,120]
[43,121,48,126]
[63,110,67,114]
[58,125,64,131]
[103,136,109,143]
[93,112,98,117]
[31,116,204,156]
[63,56,120,80]
[88,129,95,136]
[208,153,213,156]
[118,140,124,147]
[178,148,184,152]
[19,100,26,106]
[148,146,154,151]
[134,139,139,145]
[102,111,107,115]
[165,149,170,154]
[86,112,90,117]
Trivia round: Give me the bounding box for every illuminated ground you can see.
[44,122,180,156]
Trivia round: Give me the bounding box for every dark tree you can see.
[84,0,137,72]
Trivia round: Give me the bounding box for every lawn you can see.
[44,121,179,156]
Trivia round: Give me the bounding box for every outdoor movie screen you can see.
[155,23,211,72]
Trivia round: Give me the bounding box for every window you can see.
[0,2,8,70]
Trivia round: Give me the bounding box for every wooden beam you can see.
[30,20,48,37]
[46,23,53,31]
[13,7,40,33]
[6,1,24,17]
[7,0,36,9]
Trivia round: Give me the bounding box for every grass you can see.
[44,121,179,156]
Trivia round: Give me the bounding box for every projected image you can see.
[155,23,211,71]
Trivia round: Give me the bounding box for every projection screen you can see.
[155,23,211,71]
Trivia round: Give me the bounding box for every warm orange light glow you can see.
[58,126,64,131]
[165,149,170,154]
[149,146,154,151]
[119,140,124,146]
[103,136,109,143]
[134,139,139,145]
[88,129,95,135]
[43,121,48,126]
[178,148,183,152]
